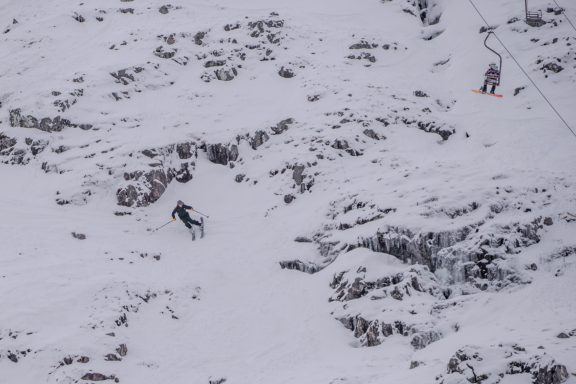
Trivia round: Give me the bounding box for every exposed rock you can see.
[81,373,112,381]
[205,60,226,68]
[271,118,294,134]
[279,260,320,273]
[215,67,238,81]
[104,353,121,361]
[294,236,313,243]
[250,130,269,149]
[414,90,428,97]
[194,31,207,45]
[116,344,127,357]
[117,142,197,207]
[278,66,295,78]
[159,5,171,14]
[331,139,349,150]
[542,62,563,73]
[72,232,87,240]
[411,329,442,350]
[363,129,385,141]
[235,174,245,183]
[154,46,176,59]
[284,194,295,204]
[9,108,91,132]
[349,40,377,49]
[338,314,412,347]
[439,345,569,384]
[292,165,306,185]
[206,143,239,165]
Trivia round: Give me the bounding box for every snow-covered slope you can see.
[1,0,575,383]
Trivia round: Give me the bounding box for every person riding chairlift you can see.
[481,63,500,95]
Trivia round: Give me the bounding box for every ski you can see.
[190,227,196,241]
[200,217,205,239]
[471,89,503,98]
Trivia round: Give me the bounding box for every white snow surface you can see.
[1,0,576,383]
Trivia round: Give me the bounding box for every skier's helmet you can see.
[489,62,498,70]
[177,200,184,206]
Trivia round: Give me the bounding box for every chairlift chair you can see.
[484,32,502,86]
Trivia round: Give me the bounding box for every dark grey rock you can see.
[154,46,176,59]
[349,40,376,49]
[215,67,237,81]
[104,353,121,361]
[411,330,442,350]
[250,130,269,149]
[278,66,295,78]
[204,60,226,68]
[331,139,349,150]
[279,260,320,273]
[283,194,295,204]
[363,129,385,140]
[292,165,306,185]
[270,118,294,135]
[235,174,245,183]
[81,373,111,381]
[116,344,127,357]
[194,31,206,45]
[72,232,87,240]
[206,143,239,165]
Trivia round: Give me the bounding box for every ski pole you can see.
[192,209,210,218]
[153,220,174,232]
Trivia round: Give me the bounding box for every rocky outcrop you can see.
[0,134,48,165]
[338,315,416,347]
[250,130,269,149]
[279,260,321,274]
[9,109,92,132]
[358,218,543,289]
[270,118,294,134]
[117,142,197,207]
[438,345,569,384]
[329,265,441,302]
[206,143,239,165]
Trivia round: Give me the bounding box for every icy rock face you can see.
[438,344,569,384]
[117,142,197,207]
[358,218,544,290]
[329,265,441,302]
[331,265,444,348]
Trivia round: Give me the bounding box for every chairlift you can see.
[484,31,502,86]
[525,0,545,27]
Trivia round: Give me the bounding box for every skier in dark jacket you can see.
[480,63,500,94]
[172,200,201,229]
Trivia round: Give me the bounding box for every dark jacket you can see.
[172,204,192,219]
[485,68,500,84]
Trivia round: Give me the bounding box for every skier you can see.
[480,63,500,94]
[171,200,202,230]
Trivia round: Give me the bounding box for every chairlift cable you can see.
[551,0,576,34]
